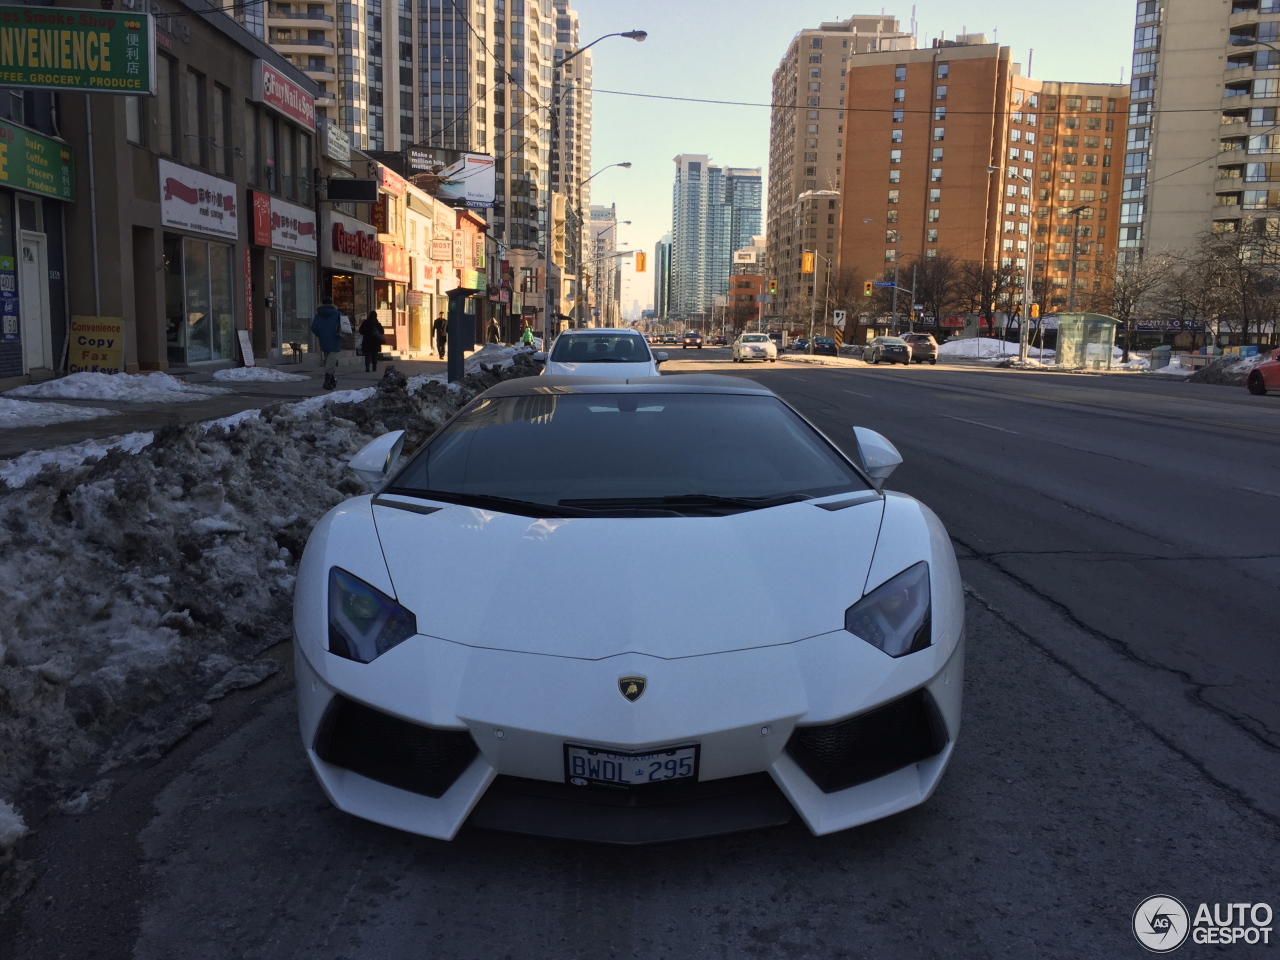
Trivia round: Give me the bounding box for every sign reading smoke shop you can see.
[322,210,381,275]
[252,59,314,131]
[0,6,153,94]
[159,158,237,239]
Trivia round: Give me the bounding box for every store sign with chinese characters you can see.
[252,191,316,256]
[379,243,410,283]
[159,158,237,239]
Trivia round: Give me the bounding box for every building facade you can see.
[834,41,1126,339]
[653,233,672,320]
[670,155,762,320]
[766,15,915,317]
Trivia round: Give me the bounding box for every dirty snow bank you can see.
[0,433,154,490]
[6,371,230,403]
[939,338,1050,360]
[1187,353,1268,386]
[0,398,118,428]
[407,343,529,391]
[0,354,542,905]
[211,367,310,383]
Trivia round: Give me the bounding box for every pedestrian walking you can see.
[432,313,448,359]
[359,310,385,373]
[311,297,344,390]
[520,321,535,347]
[487,317,501,344]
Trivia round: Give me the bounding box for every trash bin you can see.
[1151,345,1171,370]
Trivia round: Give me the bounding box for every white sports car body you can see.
[294,375,964,843]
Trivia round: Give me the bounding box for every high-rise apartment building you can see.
[1120,0,1280,261]
[589,204,621,325]
[767,15,916,316]
[834,41,1126,331]
[653,233,672,320]
[670,156,763,319]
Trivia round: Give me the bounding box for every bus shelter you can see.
[1055,313,1118,371]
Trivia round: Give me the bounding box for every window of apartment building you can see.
[126,96,146,146]
[1011,129,1022,143]
[1063,135,1079,148]
[1136,0,1158,24]
[809,54,821,63]
[928,208,940,222]
[935,85,948,100]
[810,68,821,78]
[811,37,822,48]
[1065,96,1082,111]
[806,137,818,148]
[1003,239,1015,252]
[889,170,901,183]
[155,54,178,156]
[1059,189,1076,201]
[1061,172,1078,184]
[893,108,905,122]
[186,69,207,168]
[1086,97,1102,112]
[895,65,907,81]
[1123,176,1146,198]
[1009,146,1021,160]
[937,63,949,80]
[888,189,899,204]
[1063,153,1078,165]
[808,96,820,106]
[261,110,278,192]
[1134,25,1158,48]
[212,84,231,176]
[931,168,942,182]
[809,82,821,92]
[1084,117,1101,132]
[1132,76,1155,99]
[930,188,941,202]
[1028,94,1039,108]
[1005,201,1017,215]
[805,152,818,162]
[932,147,944,161]
[894,88,905,102]
[1026,132,1037,146]
[1256,79,1280,98]
[1084,135,1100,149]
[890,149,902,163]
[809,110,820,119]
[885,249,897,262]
[886,229,899,243]
[891,129,903,143]
[934,106,946,121]
[1064,117,1080,130]
[927,229,938,242]
[805,166,817,175]
[934,127,946,141]
[807,124,818,134]
[887,209,898,222]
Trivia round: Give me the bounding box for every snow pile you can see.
[0,797,27,911]
[6,371,230,403]
[1152,362,1195,377]
[0,801,26,849]
[0,433,154,490]
[0,356,544,865]
[0,398,117,429]
[407,343,533,392]
[211,367,310,383]
[1187,354,1268,386]
[939,338,1051,361]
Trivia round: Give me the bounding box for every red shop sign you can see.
[251,191,272,247]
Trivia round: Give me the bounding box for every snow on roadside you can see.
[211,367,310,383]
[6,371,230,403]
[0,356,544,882]
[938,338,1049,360]
[0,398,118,429]
[1152,363,1194,377]
[406,343,527,392]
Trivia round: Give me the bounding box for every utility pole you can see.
[1066,204,1093,314]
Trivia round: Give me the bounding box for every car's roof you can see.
[481,374,776,398]
[557,328,643,336]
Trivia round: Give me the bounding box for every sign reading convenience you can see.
[68,316,124,374]
[0,7,153,94]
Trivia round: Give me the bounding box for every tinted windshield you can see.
[742,335,769,343]
[388,393,868,514]
[549,335,651,363]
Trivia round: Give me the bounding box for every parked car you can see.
[812,337,838,357]
[663,333,679,345]
[902,333,939,365]
[682,331,704,349]
[733,333,778,363]
[790,338,811,353]
[299,375,964,842]
[539,329,666,379]
[861,337,912,365]
[1245,348,1280,395]
[713,335,728,346]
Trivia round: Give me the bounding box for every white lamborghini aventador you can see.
[293,374,965,843]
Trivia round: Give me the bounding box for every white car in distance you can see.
[733,333,778,363]
[538,329,667,378]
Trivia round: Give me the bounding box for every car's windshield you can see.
[883,338,907,345]
[742,335,769,343]
[387,393,868,514]
[549,334,651,363]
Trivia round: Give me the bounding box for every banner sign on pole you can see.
[0,8,154,94]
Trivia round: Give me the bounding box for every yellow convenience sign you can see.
[0,7,153,94]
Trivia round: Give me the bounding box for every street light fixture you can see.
[572,164,632,327]
[542,33,647,342]
[592,220,631,327]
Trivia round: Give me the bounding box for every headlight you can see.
[844,561,931,657]
[328,567,417,663]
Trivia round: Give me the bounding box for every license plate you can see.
[564,743,700,788]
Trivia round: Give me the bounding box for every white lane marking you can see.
[945,415,1022,435]
[1237,485,1280,499]
[843,389,876,399]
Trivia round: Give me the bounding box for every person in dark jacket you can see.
[310,297,344,390]
[358,311,384,373]
[487,317,500,344]
[432,313,447,358]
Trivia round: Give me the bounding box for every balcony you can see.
[303,64,336,77]
[270,36,335,50]
[268,10,334,22]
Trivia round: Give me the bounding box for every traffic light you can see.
[1030,302,1041,318]
[801,252,815,274]
[550,193,566,268]
[863,281,874,297]
[768,278,777,295]
[634,251,646,272]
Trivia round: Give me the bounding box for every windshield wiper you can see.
[381,488,590,518]
[559,493,813,511]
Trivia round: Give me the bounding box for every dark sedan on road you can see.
[903,333,939,365]
[663,333,679,345]
[862,337,911,365]
[813,337,838,357]
[790,338,811,352]
[683,331,704,349]
[713,335,727,346]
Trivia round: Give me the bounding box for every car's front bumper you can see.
[295,624,964,843]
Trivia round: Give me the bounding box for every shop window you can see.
[186,68,207,168]
[126,97,145,146]
[156,54,178,156]
[166,236,235,364]
[212,85,231,176]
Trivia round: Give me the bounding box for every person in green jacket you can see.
[520,321,535,347]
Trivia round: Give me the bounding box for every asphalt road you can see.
[3,353,1278,959]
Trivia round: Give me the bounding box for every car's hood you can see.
[373,497,884,659]
[542,360,657,378]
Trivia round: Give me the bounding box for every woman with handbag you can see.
[358,311,385,373]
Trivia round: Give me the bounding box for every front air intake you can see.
[785,689,948,794]
[314,695,478,798]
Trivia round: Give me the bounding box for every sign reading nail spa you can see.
[158,158,238,239]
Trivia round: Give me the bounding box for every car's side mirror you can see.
[349,430,406,491]
[533,351,547,361]
[852,427,902,489]
[655,351,668,364]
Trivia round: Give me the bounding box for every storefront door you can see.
[163,235,236,365]
[18,231,50,372]
[267,256,280,352]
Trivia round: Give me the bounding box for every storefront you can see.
[251,192,318,356]
[0,116,72,384]
[321,209,381,335]
[377,243,410,350]
[159,159,242,365]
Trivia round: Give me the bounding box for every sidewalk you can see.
[0,352,454,460]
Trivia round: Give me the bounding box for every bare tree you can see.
[1194,229,1280,347]
[901,255,960,329]
[955,262,1019,335]
[1090,252,1175,362]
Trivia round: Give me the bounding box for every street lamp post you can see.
[542,31,645,345]
[803,249,834,352]
[1065,203,1094,314]
[572,163,631,328]
[590,219,630,326]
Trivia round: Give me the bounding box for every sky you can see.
[570,0,1136,314]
